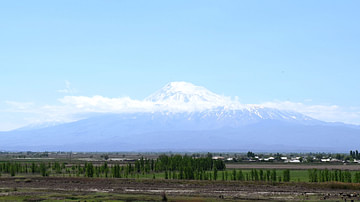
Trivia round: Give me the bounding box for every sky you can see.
[1,1,360,131]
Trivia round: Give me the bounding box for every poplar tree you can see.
[283,169,290,182]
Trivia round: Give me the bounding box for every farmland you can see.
[1,152,360,201]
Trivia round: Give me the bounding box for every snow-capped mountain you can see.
[144,81,240,112]
[146,81,229,105]
[0,82,359,152]
[145,81,315,123]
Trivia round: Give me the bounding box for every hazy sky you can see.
[1,1,360,130]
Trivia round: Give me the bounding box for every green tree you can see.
[40,163,48,177]
[232,169,236,181]
[247,151,255,158]
[213,167,218,180]
[85,163,94,177]
[344,170,352,183]
[236,170,244,181]
[10,164,15,177]
[259,169,264,181]
[309,169,318,182]
[354,172,360,183]
[283,169,290,182]
[271,169,277,182]
[266,170,271,181]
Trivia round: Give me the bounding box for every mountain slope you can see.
[0,110,357,152]
[0,82,359,152]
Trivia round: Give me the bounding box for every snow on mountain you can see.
[144,81,312,122]
[52,81,314,121]
[145,82,244,112]
[1,81,358,152]
[146,81,228,104]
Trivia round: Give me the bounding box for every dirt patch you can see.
[0,177,360,201]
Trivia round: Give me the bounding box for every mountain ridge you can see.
[1,82,359,152]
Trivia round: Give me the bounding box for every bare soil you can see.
[1,177,360,201]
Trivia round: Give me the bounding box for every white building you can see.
[212,156,224,160]
[290,159,300,163]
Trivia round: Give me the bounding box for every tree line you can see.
[2,159,360,184]
[0,161,291,182]
[220,169,290,182]
[308,169,360,183]
[350,150,360,160]
[0,154,225,179]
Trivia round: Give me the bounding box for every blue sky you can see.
[1,1,360,130]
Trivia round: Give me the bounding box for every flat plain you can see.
[1,176,360,201]
[1,152,360,201]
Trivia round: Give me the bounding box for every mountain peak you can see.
[162,81,211,96]
[165,81,199,91]
[145,81,228,105]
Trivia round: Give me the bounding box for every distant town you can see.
[1,150,360,164]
